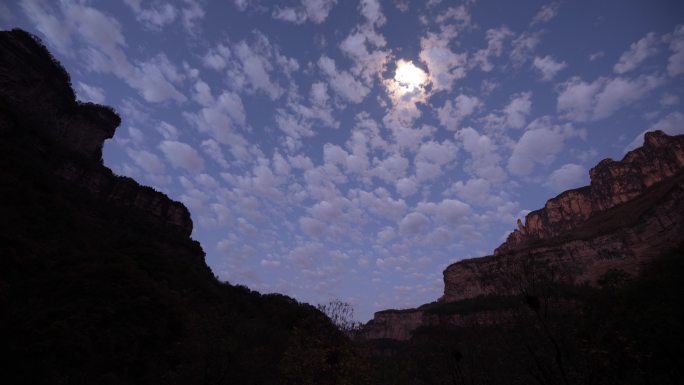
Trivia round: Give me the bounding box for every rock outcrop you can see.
[1,29,354,384]
[364,131,684,340]
[0,29,192,236]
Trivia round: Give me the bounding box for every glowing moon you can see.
[394,60,428,92]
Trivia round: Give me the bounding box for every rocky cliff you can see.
[0,28,192,236]
[364,131,684,340]
[0,29,356,385]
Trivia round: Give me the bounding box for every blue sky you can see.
[3,0,683,321]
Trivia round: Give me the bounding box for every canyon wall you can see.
[364,131,684,340]
[0,29,192,236]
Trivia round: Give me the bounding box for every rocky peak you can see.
[495,131,684,255]
[364,131,684,340]
[0,29,192,235]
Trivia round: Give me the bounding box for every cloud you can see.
[455,127,506,182]
[414,140,458,182]
[287,242,325,267]
[126,148,166,174]
[472,27,514,72]
[318,56,370,103]
[557,75,664,121]
[360,0,385,25]
[503,92,532,129]
[614,32,659,74]
[233,36,286,99]
[299,216,327,237]
[507,118,582,176]
[530,1,561,26]
[201,139,230,168]
[339,26,390,86]
[399,212,431,235]
[449,178,492,206]
[181,0,205,33]
[436,94,481,130]
[436,199,470,225]
[533,55,567,80]
[76,82,106,104]
[419,32,467,92]
[123,0,177,30]
[481,92,532,130]
[22,1,188,104]
[510,32,541,66]
[545,163,586,192]
[159,140,205,173]
[134,55,187,103]
[272,0,338,24]
[667,24,684,76]
[589,51,604,61]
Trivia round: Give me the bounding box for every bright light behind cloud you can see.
[394,60,428,93]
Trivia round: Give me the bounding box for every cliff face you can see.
[0,29,192,236]
[494,130,684,255]
[0,29,354,385]
[443,130,684,303]
[364,131,684,340]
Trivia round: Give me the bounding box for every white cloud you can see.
[545,163,586,192]
[339,27,390,87]
[614,32,659,74]
[533,55,567,80]
[456,127,506,182]
[667,24,684,76]
[360,0,385,25]
[503,92,533,129]
[399,212,431,235]
[437,94,481,130]
[318,56,370,103]
[472,27,514,72]
[449,178,492,206]
[272,0,337,24]
[299,216,327,237]
[436,199,470,225]
[414,140,458,182]
[128,126,145,144]
[202,44,231,71]
[287,242,325,267]
[159,140,205,173]
[260,259,282,268]
[126,148,166,174]
[510,32,540,66]
[557,75,664,121]
[530,2,560,26]
[123,0,177,30]
[419,32,467,92]
[201,139,230,168]
[233,36,285,99]
[22,1,188,104]
[77,82,106,104]
[181,0,205,33]
[507,118,581,176]
[589,51,604,61]
[134,55,187,103]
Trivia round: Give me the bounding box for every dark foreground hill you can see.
[0,29,362,385]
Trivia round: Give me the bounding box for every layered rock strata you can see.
[364,131,684,340]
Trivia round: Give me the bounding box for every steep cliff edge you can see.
[0,29,356,385]
[364,131,684,340]
[0,29,192,236]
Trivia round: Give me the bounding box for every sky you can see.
[3,0,683,322]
